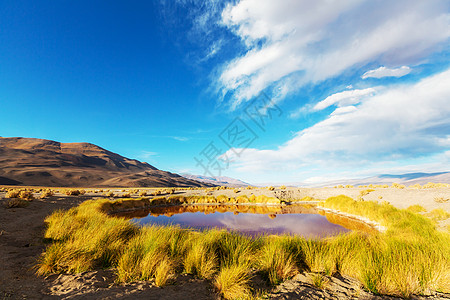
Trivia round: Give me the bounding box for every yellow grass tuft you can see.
[426,209,450,221]
[407,205,427,213]
[214,264,252,300]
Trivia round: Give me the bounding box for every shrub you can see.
[66,189,81,196]
[391,183,405,189]
[105,191,115,198]
[3,198,30,208]
[6,189,20,198]
[19,190,34,200]
[40,189,54,199]
[267,186,275,191]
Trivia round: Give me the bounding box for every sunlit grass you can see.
[214,264,252,299]
[407,204,427,213]
[36,195,450,299]
[426,209,450,222]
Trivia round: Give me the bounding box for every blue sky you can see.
[1,0,449,184]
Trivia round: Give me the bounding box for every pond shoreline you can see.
[108,200,383,233]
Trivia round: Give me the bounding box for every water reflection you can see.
[115,204,376,238]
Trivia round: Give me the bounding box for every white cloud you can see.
[362,66,412,79]
[223,68,450,179]
[216,0,450,108]
[138,151,158,160]
[172,136,189,142]
[313,88,376,111]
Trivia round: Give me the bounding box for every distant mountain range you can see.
[284,171,450,188]
[0,137,213,188]
[181,174,250,187]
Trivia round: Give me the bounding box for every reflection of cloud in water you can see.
[136,211,349,238]
[218,213,348,237]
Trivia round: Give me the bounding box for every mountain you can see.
[181,174,250,187]
[0,137,214,188]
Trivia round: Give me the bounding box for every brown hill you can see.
[0,137,213,188]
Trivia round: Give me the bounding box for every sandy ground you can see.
[1,187,449,299]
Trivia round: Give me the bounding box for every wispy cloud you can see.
[172,136,189,142]
[312,88,376,111]
[138,151,158,160]
[362,66,412,79]
[215,0,450,108]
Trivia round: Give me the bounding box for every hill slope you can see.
[0,137,212,188]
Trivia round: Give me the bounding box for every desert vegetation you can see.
[35,194,450,299]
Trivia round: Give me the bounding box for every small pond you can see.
[116,204,376,238]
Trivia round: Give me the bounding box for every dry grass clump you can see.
[434,197,449,203]
[65,189,85,196]
[258,237,299,285]
[37,199,138,275]
[267,186,275,191]
[19,190,35,200]
[3,198,30,208]
[372,184,388,188]
[422,182,450,189]
[406,205,427,213]
[310,273,329,289]
[358,189,374,201]
[391,183,405,189]
[40,189,54,199]
[426,209,450,221]
[6,189,35,201]
[280,185,286,189]
[214,264,252,299]
[104,191,115,197]
[6,189,21,198]
[165,188,176,195]
[409,184,422,189]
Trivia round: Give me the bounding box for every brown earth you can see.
[1,188,450,299]
[0,137,213,188]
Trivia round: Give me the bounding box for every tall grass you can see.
[37,196,450,299]
[214,264,252,299]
